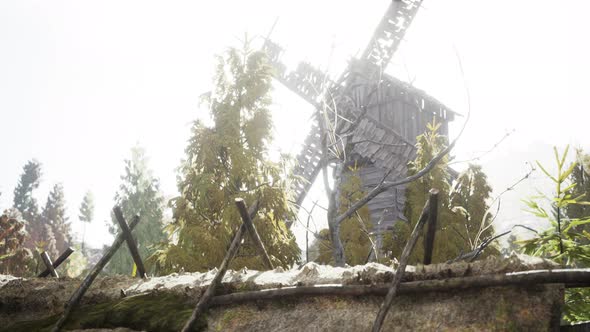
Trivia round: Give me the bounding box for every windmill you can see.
[264,0,457,248]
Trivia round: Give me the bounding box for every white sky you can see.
[0,0,589,250]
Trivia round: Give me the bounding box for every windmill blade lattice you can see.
[361,0,424,71]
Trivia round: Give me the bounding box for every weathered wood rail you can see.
[51,209,142,332]
[208,268,590,306]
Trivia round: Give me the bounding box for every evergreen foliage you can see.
[314,166,373,265]
[13,160,41,223]
[151,43,300,273]
[106,146,165,276]
[501,234,521,257]
[41,183,72,256]
[565,149,590,243]
[518,146,590,323]
[384,121,498,264]
[449,163,498,253]
[78,191,94,252]
[13,160,42,253]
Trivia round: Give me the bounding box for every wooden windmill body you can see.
[264,0,457,245]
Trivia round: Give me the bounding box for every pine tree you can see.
[151,43,300,273]
[13,160,42,222]
[13,160,45,251]
[41,183,71,256]
[106,146,165,275]
[565,150,590,242]
[78,191,94,252]
[315,166,373,265]
[385,121,497,264]
[519,146,590,322]
[449,163,498,256]
[501,234,520,257]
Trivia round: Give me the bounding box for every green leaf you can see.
[536,161,558,183]
[564,218,590,232]
[560,162,577,182]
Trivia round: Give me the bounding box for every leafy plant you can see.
[150,41,300,273]
[0,209,35,276]
[519,146,590,322]
[314,164,373,265]
[106,145,166,276]
[384,120,498,264]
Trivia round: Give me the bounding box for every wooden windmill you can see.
[264,0,457,240]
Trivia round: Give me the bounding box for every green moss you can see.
[216,307,256,331]
[492,296,520,332]
[3,293,207,332]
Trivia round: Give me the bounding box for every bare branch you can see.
[354,211,379,262]
[449,129,514,166]
[511,224,539,234]
[335,137,456,225]
[474,165,535,247]
[448,230,511,264]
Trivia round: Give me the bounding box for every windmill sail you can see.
[263,40,334,206]
[361,0,424,71]
[261,0,454,235]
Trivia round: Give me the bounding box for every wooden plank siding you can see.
[342,64,455,238]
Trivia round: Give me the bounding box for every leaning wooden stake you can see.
[235,198,274,269]
[423,189,439,265]
[39,247,74,277]
[181,200,259,332]
[113,206,147,279]
[40,252,59,278]
[51,215,140,332]
[372,189,437,332]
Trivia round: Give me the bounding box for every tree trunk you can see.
[327,164,346,266]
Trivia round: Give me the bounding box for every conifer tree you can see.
[41,183,71,255]
[314,166,373,265]
[151,43,300,273]
[13,160,46,251]
[565,150,590,239]
[450,163,498,253]
[78,191,94,252]
[385,121,497,264]
[106,146,165,275]
[501,234,520,257]
[13,160,41,224]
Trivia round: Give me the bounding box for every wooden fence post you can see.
[113,206,147,279]
[235,198,274,270]
[423,189,439,265]
[372,189,438,332]
[38,247,74,278]
[181,200,259,332]
[51,215,140,332]
[40,252,58,278]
